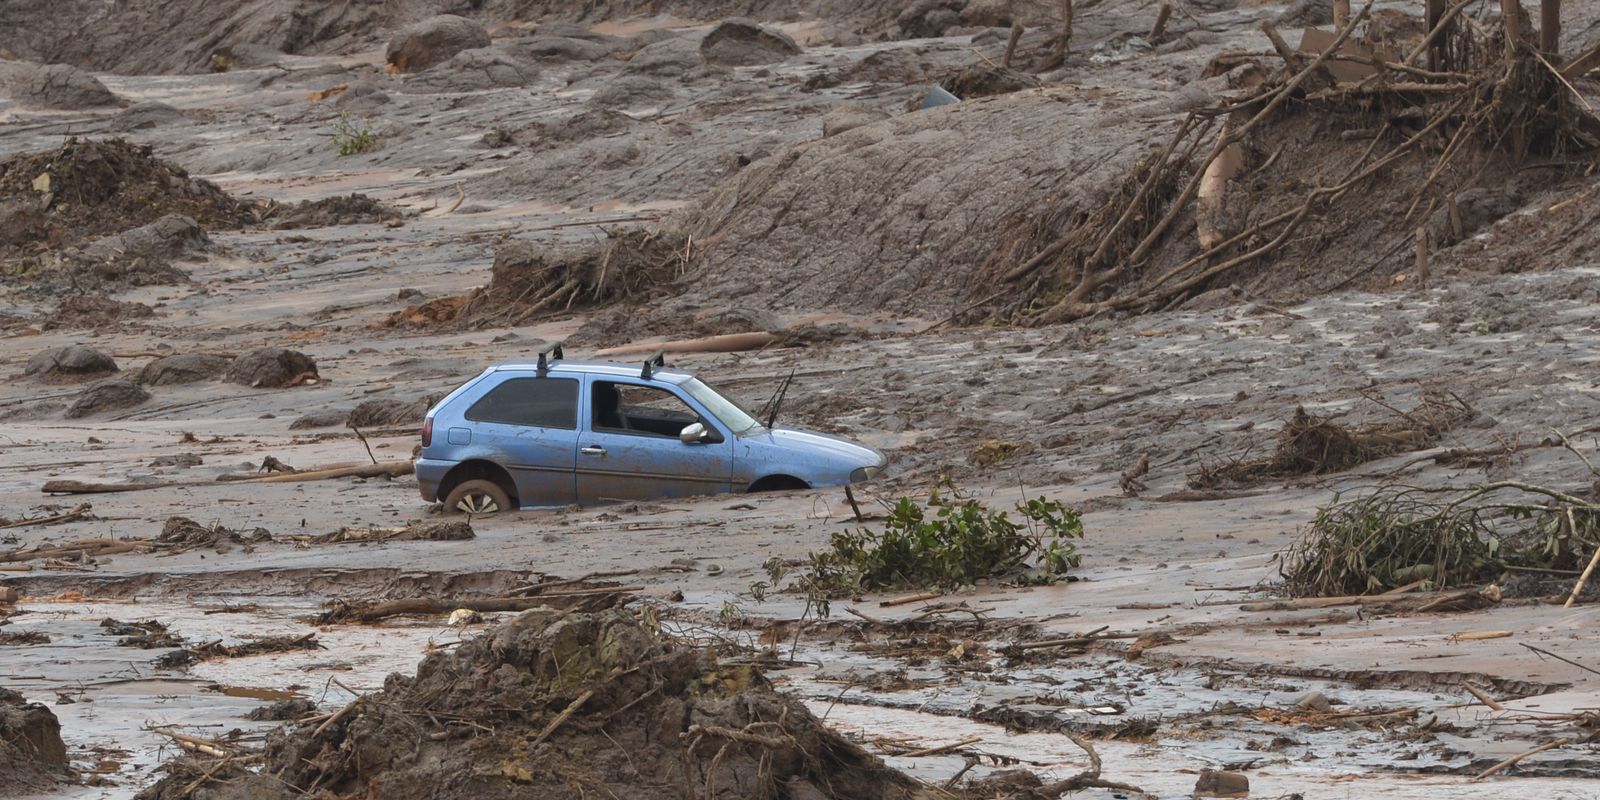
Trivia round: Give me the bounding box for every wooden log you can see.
[1472,738,1568,780]
[593,331,786,358]
[1002,22,1024,68]
[0,539,149,563]
[1540,0,1560,57]
[1149,2,1172,42]
[41,480,175,495]
[1415,226,1430,286]
[1563,539,1600,607]
[1426,0,1446,70]
[44,461,413,495]
[0,504,92,529]
[220,461,413,484]
[880,591,941,607]
[1502,0,1524,60]
[1334,0,1351,26]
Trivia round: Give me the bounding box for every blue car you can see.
[416,349,887,514]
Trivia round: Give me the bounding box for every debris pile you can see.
[45,294,156,330]
[265,193,404,229]
[1192,393,1474,487]
[155,516,273,553]
[0,688,67,794]
[448,228,690,328]
[138,608,929,800]
[0,138,247,293]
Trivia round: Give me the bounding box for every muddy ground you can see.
[3,1,1600,798]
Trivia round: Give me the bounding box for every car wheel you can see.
[444,479,511,516]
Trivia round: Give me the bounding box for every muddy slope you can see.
[681,86,1175,317]
[0,0,914,75]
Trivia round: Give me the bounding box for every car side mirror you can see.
[679,422,710,445]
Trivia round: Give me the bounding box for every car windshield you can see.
[681,377,762,435]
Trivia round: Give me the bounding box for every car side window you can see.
[465,377,578,429]
[591,381,700,438]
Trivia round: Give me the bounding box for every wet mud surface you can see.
[4,1,1600,797]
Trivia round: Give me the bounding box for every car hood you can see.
[748,426,885,466]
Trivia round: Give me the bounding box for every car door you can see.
[459,374,580,506]
[576,377,734,504]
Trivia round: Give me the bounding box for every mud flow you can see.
[5,0,1600,797]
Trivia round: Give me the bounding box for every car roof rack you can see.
[536,343,565,373]
[640,351,666,380]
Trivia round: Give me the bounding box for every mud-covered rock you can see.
[823,105,889,137]
[700,19,800,67]
[137,353,232,386]
[332,82,391,112]
[223,348,317,388]
[509,36,613,63]
[405,47,537,93]
[65,378,149,418]
[898,0,967,38]
[347,395,436,428]
[45,295,156,330]
[385,15,490,73]
[1,61,122,109]
[622,36,702,77]
[247,698,317,722]
[287,409,349,430]
[83,213,210,261]
[0,688,67,794]
[25,345,118,381]
[107,101,187,131]
[588,75,676,109]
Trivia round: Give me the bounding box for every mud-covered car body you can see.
[416,354,885,509]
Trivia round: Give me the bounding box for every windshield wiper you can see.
[763,368,796,429]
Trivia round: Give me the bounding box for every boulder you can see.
[1,62,121,110]
[622,37,702,77]
[24,345,117,382]
[333,82,391,112]
[405,47,537,93]
[700,19,801,67]
[83,213,209,261]
[224,348,318,388]
[898,0,967,38]
[385,15,491,73]
[65,378,149,418]
[137,353,233,386]
[588,75,677,109]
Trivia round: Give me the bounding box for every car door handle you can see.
[580,446,606,456]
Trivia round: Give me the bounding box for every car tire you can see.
[443,479,512,516]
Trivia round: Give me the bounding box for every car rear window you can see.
[465,377,578,429]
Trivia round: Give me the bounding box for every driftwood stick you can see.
[1002,22,1024,68]
[0,504,92,529]
[1563,539,1600,608]
[1472,738,1568,780]
[529,689,594,746]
